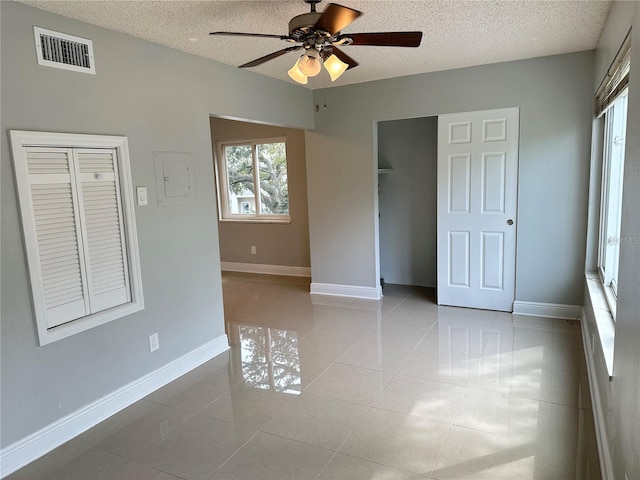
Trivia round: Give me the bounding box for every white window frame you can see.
[10,131,144,345]
[215,138,290,223]
[597,91,628,319]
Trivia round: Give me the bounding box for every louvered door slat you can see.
[35,205,75,215]
[87,231,121,243]
[43,270,83,286]
[35,211,75,222]
[38,234,78,248]
[76,149,131,313]
[90,250,125,263]
[45,279,84,297]
[27,148,89,328]
[37,226,81,238]
[84,220,120,231]
[89,241,123,253]
[40,251,81,267]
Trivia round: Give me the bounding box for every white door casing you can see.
[437,108,519,311]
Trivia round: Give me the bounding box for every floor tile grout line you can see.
[90,439,191,480]
[428,364,472,480]
[250,429,340,456]
[311,395,376,480]
[206,430,261,479]
[314,288,417,480]
[300,359,335,392]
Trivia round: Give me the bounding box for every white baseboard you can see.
[381,273,435,288]
[0,335,229,478]
[512,301,582,319]
[221,261,310,277]
[580,311,614,480]
[310,282,382,300]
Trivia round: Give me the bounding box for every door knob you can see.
[507,219,514,225]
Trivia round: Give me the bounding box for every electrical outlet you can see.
[149,333,159,352]
[251,246,257,255]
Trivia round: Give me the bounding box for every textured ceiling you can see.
[20,0,611,89]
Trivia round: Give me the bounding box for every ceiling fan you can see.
[210,0,423,84]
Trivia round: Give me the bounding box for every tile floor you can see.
[8,273,601,480]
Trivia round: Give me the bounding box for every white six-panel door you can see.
[437,108,519,311]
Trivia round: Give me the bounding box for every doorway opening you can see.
[377,116,438,294]
[209,116,312,279]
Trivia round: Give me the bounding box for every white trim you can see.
[512,301,582,319]
[0,335,229,478]
[580,313,615,480]
[310,282,382,300]
[221,261,310,277]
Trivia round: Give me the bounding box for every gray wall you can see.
[0,2,313,448]
[582,2,640,479]
[307,51,595,305]
[210,118,310,268]
[378,117,437,287]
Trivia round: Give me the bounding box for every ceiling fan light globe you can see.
[288,60,308,84]
[324,54,348,81]
[297,50,322,77]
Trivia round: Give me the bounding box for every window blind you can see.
[596,31,631,117]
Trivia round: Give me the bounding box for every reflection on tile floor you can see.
[8,272,601,479]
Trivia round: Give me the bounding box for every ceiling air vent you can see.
[33,27,95,74]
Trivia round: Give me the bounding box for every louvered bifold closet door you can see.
[75,149,131,313]
[26,147,90,328]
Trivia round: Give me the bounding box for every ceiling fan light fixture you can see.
[288,60,308,84]
[212,2,424,84]
[297,49,322,77]
[324,54,348,81]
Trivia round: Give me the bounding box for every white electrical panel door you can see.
[153,152,196,206]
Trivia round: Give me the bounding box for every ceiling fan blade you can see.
[341,32,423,47]
[238,45,302,68]
[314,3,362,35]
[329,46,358,70]
[210,31,292,41]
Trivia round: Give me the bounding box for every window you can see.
[10,131,143,345]
[216,139,290,222]
[598,92,628,316]
[595,32,630,318]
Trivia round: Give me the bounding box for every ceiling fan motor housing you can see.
[289,12,324,41]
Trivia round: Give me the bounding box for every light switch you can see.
[136,186,148,206]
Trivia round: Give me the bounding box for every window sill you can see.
[219,217,291,225]
[585,272,615,379]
